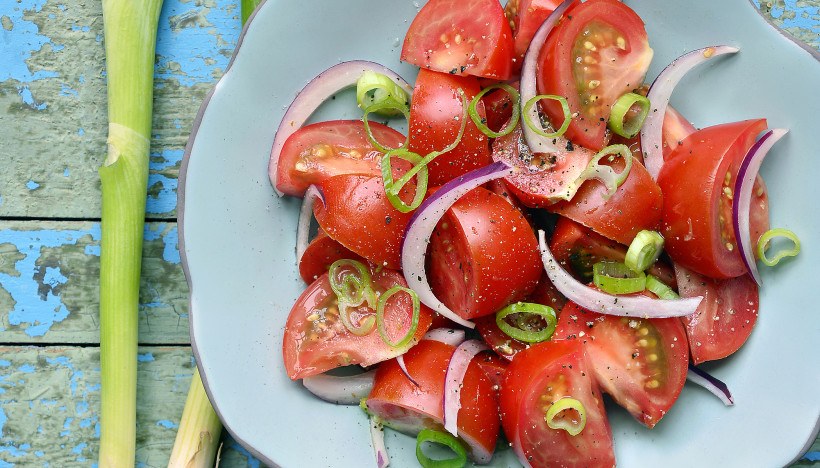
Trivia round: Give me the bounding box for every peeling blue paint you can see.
[804,451,820,461]
[227,435,261,468]
[156,419,178,429]
[63,167,70,177]
[146,174,178,214]
[18,85,47,110]
[163,226,181,264]
[26,179,40,190]
[59,83,79,97]
[0,408,6,437]
[71,442,86,454]
[137,352,155,363]
[0,0,60,83]
[17,363,35,373]
[77,127,85,136]
[0,361,10,368]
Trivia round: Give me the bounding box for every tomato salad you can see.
[269,0,801,466]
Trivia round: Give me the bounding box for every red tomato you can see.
[537,0,653,151]
[366,340,500,462]
[675,265,759,364]
[428,187,542,320]
[550,217,677,288]
[408,70,491,185]
[554,301,689,428]
[548,157,663,245]
[298,231,363,284]
[313,174,412,269]
[658,119,769,279]
[474,314,528,361]
[401,0,514,79]
[491,122,596,207]
[282,267,433,380]
[474,351,509,388]
[504,0,562,72]
[479,81,518,135]
[527,271,569,311]
[500,340,615,467]
[610,100,696,163]
[275,120,405,196]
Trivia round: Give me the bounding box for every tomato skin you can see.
[275,120,405,196]
[550,217,677,288]
[408,70,491,185]
[313,174,411,270]
[537,0,653,151]
[548,157,663,245]
[475,314,528,361]
[401,0,514,79]
[675,265,759,364]
[366,340,500,462]
[554,301,689,428]
[480,81,518,135]
[500,340,615,468]
[298,231,363,284]
[428,187,542,320]
[658,119,768,279]
[504,0,562,73]
[282,267,433,380]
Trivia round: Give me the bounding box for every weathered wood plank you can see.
[0,0,239,219]
[0,221,189,344]
[0,346,260,467]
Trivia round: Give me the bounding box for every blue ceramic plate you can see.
[180,0,820,466]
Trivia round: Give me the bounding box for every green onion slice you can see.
[362,97,410,152]
[469,84,520,138]
[545,397,587,436]
[329,259,377,335]
[415,428,468,468]
[645,275,679,300]
[553,143,633,202]
[495,302,558,343]
[757,228,801,267]
[608,92,650,138]
[593,261,647,295]
[625,230,665,272]
[376,286,421,349]
[523,94,572,139]
[357,70,410,116]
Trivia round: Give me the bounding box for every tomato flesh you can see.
[298,231,363,284]
[500,340,615,468]
[401,0,514,79]
[428,187,542,320]
[658,119,769,279]
[675,265,759,364]
[504,0,562,73]
[366,340,500,462]
[555,301,689,428]
[537,0,653,151]
[275,120,405,196]
[282,267,432,380]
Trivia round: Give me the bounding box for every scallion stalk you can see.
[241,0,263,26]
[98,1,163,465]
[167,369,222,468]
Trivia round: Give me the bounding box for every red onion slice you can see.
[443,340,489,436]
[395,354,419,387]
[402,161,516,329]
[296,184,325,264]
[687,364,734,406]
[423,328,467,347]
[538,230,702,317]
[641,46,739,180]
[301,369,376,405]
[369,417,390,468]
[269,60,413,196]
[519,0,573,154]
[733,129,788,285]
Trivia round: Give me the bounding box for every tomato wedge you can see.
[428,186,542,320]
[366,340,500,462]
[555,301,689,428]
[282,267,432,380]
[675,265,759,364]
[408,70,491,185]
[275,120,405,196]
[659,119,769,279]
[500,340,615,467]
[537,0,653,151]
[298,230,363,284]
[505,0,562,73]
[401,0,514,79]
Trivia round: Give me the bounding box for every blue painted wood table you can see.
[0,0,817,466]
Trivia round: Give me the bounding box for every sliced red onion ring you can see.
[402,161,516,329]
[443,340,490,436]
[301,369,376,405]
[269,60,413,196]
[519,0,573,154]
[423,328,467,347]
[369,417,390,468]
[733,129,788,285]
[295,184,325,264]
[641,46,739,180]
[687,364,734,406]
[537,230,702,317]
[395,354,419,387]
